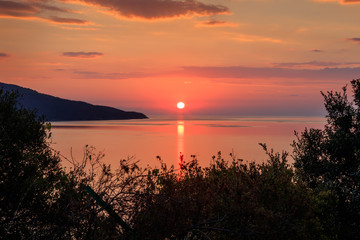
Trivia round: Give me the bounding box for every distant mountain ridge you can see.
[0,82,148,121]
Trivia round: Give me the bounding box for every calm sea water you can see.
[50,116,325,168]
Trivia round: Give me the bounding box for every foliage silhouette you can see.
[0,90,123,239]
[128,149,324,240]
[293,78,360,239]
[0,89,65,238]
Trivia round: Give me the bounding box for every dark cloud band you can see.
[343,0,360,3]
[1,0,228,23]
[0,1,89,25]
[202,20,227,25]
[71,0,229,19]
[0,0,38,17]
[62,52,104,58]
[48,16,89,24]
[348,38,360,43]
[33,2,73,13]
[0,53,10,57]
[273,61,360,68]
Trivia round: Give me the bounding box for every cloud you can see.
[47,16,89,24]
[313,0,338,2]
[195,20,238,27]
[0,0,38,18]
[0,53,10,58]
[0,0,89,25]
[313,0,360,3]
[178,66,360,82]
[67,64,360,83]
[311,49,323,53]
[347,38,360,43]
[62,52,104,58]
[32,2,74,13]
[59,26,97,30]
[73,70,146,79]
[2,0,228,23]
[342,0,360,3]
[65,0,229,20]
[272,61,360,68]
[225,32,284,43]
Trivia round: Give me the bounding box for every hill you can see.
[0,82,148,121]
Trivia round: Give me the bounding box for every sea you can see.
[50,116,326,169]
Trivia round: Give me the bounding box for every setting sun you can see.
[177,102,185,109]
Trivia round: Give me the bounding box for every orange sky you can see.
[1,0,360,116]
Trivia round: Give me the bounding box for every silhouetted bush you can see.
[0,90,121,239]
[127,148,328,240]
[293,78,360,239]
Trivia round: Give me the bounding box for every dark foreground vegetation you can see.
[1,80,360,239]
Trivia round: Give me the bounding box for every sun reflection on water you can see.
[177,121,184,162]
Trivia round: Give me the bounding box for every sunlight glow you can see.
[177,102,185,109]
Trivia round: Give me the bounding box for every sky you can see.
[1,0,360,116]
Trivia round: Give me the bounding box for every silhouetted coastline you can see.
[0,82,148,121]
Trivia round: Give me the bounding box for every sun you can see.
[177,102,185,109]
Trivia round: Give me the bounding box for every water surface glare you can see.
[50,116,325,168]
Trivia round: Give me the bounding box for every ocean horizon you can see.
[51,115,326,169]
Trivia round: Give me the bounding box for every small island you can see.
[0,82,148,121]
